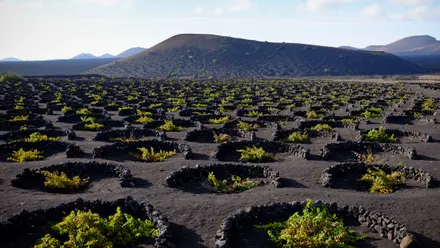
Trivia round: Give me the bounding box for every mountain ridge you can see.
[0,57,22,62]
[116,47,147,58]
[340,35,440,56]
[70,47,147,60]
[71,53,97,60]
[86,33,428,79]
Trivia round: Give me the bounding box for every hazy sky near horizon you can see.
[1,0,440,60]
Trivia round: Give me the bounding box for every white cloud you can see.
[0,0,43,8]
[390,4,440,20]
[0,0,135,8]
[298,0,358,12]
[388,0,433,5]
[361,3,384,18]
[75,0,136,8]
[194,0,252,16]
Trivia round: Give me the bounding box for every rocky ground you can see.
[1,78,440,247]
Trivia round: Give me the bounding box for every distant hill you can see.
[0,57,21,62]
[99,53,116,59]
[0,58,119,76]
[117,47,147,58]
[341,35,440,56]
[71,53,97,60]
[0,46,147,76]
[373,35,440,56]
[364,45,383,51]
[341,35,440,70]
[69,47,146,60]
[86,33,428,79]
[339,46,359,50]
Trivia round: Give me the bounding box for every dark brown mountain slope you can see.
[87,33,429,79]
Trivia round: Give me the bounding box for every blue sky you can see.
[1,0,439,60]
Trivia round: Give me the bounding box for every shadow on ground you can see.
[413,232,440,248]
[279,178,306,188]
[170,223,208,248]
[132,177,152,188]
[417,155,439,161]
[190,153,211,160]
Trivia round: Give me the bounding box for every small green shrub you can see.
[136,109,152,116]
[167,106,181,112]
[10,132,60,143]
[361,110,381,119]
[360,168,404,194]
[192,103,208,108]
[368,106,382,112]
[213,133,231,143]
[61,106,72,113]
[80,116,95,123]
[364,126,397,143]
[280,98,293,103]
[80,116,103,131]
[84,122,104,131]
[245,110,264,117]
[207,172,260,193]
[310,124,332,132]
[157,120,184,132]
[209,116,231,124]
[9,115,29,122]
[76,108,92,115]
[237,103,253,108]
[169,98,186,105]
[237,121,259,131]
[40,170,88,192]
[422,97,436,111]
[354,151,376,164]
[127,95,138,101]
[34,234,61,248]
[133,147,176,162]
[341,118,359,124]
[255,199,365,248]
[20,125,28,131]
[218,106,232,113]
[241,98,253,103]
[7,148,43,162]
[286,132,309,143]
[413,112,423,118]
[237,146,278,163]
[267,107,280,113]
[135,116,153,124]
[149,103,162,108]
[306,110,321,119]
[118,106,134,111]
[34,207,158,248]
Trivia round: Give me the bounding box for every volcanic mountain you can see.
[86,33,428,79]
[341,35,440,56]
[0,57,21,62]
[71,53,97,60]
[116,47,147,58]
